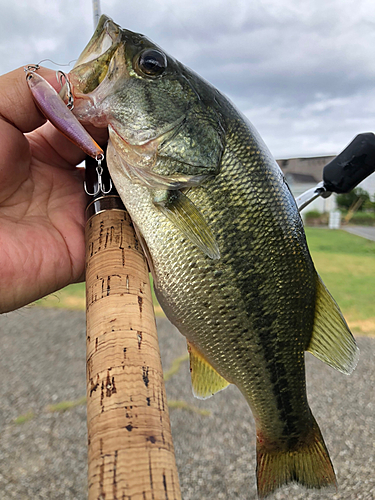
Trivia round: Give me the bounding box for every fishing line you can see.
[36,58,78,68]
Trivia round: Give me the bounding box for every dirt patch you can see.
[153,304,165,317]
[347,317,375,337]
[60,296,85,310]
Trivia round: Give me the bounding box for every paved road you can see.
[0,307,374,499]
[343,225,375,242]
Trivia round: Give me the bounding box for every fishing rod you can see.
[296,132,375,211]
[83,5,375,495]
[83,4,182,500]
[92,0,101,29]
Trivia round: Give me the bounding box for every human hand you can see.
[0,67,107,313]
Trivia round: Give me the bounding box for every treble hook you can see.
[84,155,113,196]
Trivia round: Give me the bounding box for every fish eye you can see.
[136,49,167,77]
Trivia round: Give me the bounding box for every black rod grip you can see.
[323,132,375,193]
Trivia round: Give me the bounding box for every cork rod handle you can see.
[85,194,181,500]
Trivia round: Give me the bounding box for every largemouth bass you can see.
[67,15,359,498]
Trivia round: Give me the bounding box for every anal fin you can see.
[187,341,230,399]
[307,275,359,375]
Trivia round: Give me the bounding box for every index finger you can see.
[0,68,60,198]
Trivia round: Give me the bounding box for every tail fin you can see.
[256,420,336,498]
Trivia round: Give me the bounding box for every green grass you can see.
[304,227,375,255]
[305,228,375,335]
[13,411,35,425]
[33,282,86,310]
[46,396,87,413]
[163,354,189,382]
[32,278,164,314]
[167,400,211,416]
[13,353,200,424]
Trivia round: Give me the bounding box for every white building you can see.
[276,155,375,214]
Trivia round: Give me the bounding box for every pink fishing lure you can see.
[26,70,103,160]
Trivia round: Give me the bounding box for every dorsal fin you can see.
[187,341,230,399]
[307,275,359,374]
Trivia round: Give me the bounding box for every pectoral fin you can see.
[154,190,220,260]
[307,275,359,375]
[187,341,230,399]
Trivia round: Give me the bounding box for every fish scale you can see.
[113,116,316,441]
[67,15,358,497]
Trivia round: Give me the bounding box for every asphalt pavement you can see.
[343,225,375,242]
[0,307,374,500]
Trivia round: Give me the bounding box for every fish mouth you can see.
[61,16,188,151]
[61,16,123,100]
[74,15,120,69]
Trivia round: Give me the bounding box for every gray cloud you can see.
[2,0,375,158]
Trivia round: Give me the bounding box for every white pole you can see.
[92,0,101,28]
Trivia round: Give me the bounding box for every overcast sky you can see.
[1,0,375,159]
